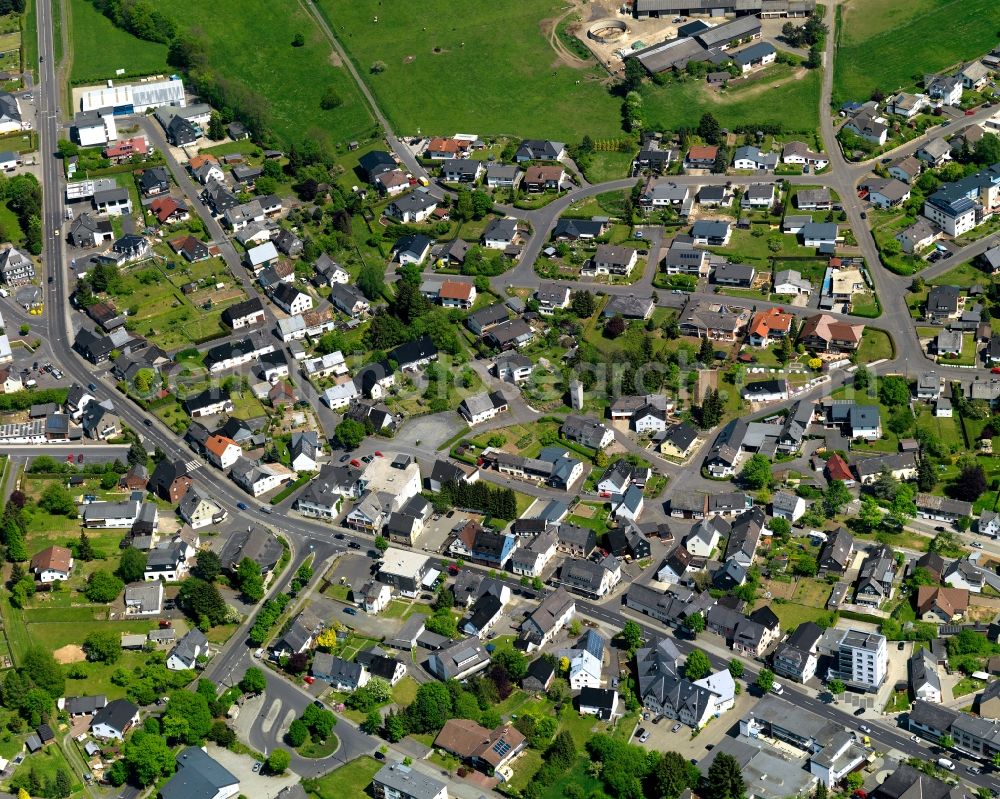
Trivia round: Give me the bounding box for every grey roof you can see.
[168,628,208,668]
[909,648,941,694]
[218,525,283,573]
[161,747,238,799]
[92,698,138,734]
[714,262,755,283]
[373,763,447,799]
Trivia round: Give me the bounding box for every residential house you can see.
[782,141,829,170]
[91,699,139,741]
[854,545,897,607]
[166,628,208,671]
[773,269,812,296]
[520,588,575,649]
[916,137,953,167]
[915,492,973,522]
[799,314,864,351]
[386,193,437,223]
[30,546,73,582]
[915,585,970,623]
[732,144,778,170]
[896,218,937,254]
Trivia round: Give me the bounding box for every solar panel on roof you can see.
[493,740,512,756]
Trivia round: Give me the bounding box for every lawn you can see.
[391,676,419,706]
[8,745,81,795]
[833,0,1000,104]
[928,262,990,288]
[760,601,833,632]
[953,676,987,699]
[71,0,375,149]
[67,0,169,84]
[937,334,976,367]
[578,151,636,184]
[856,329,894,362]
[304,755,382,799]
[642,68,822,136]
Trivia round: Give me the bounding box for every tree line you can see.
[430,479,518,521]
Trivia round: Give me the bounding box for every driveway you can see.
[205,743,298,796]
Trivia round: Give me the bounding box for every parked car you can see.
[638,729,649,743]
[854,708,865,716]
[671,723,682,733]
[343,607,357,616]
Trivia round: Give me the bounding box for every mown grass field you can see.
[318,0,623,140]
[833,0,1000,104]
[642,68,822,135]
[67,0,169,83]
[322,0,821,139]
[69,0,375,148]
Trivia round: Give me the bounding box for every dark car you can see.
[860,211,867,219]
[313,700,324,708]
[87,383,97,391]
[144,419,152,426]
[854,708,865,716]
[237,502,248,510]
[343,607,357,615]
[339,454,350,462]
[334,533,345,540]
[348,542,361,550]
[898,641,905,650]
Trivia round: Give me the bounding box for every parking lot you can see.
[416,509,483,555]
[205,742,297,799]
[634,687,760,761]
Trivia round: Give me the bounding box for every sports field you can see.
[833,0,1000,104]
[68,0,375,147]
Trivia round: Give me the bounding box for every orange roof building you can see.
[916,586,969,621]
[204,435,241,469]
[687,145,719,163]
[188,154,219,170]
[438,280,475,307]
[748,307,794,346]
[825,453,854,484]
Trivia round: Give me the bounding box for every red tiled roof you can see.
[30,546,72,574]
[439,280,474,301]
[825,453,853,482]
[688,145,719,160]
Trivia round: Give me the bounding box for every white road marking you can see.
[259,698,282,735]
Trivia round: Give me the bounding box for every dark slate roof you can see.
[92,698,138,733]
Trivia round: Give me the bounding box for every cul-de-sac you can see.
[2,1,1000,799]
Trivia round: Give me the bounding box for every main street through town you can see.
[23,0,1000,793]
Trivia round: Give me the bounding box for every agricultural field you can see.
[833,0,1000,105]
[69,0,375,149]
